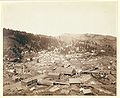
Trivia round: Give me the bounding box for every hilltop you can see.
[3,28,116,62]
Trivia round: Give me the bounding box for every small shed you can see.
[21,77,37,87]
[69,77,81,84]
[47,72,61,79]
[55,67,76,76]
[83,88,93,95]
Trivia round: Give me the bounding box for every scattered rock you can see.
[21,77,37,87]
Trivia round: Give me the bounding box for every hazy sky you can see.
[2,1,117,36]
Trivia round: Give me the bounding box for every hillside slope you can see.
[3,28,61,61]
[3,28,116,61]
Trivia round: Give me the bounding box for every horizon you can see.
[3,27,117,37]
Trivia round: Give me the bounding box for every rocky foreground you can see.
[3,50,116,96]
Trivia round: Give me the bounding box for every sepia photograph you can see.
[1,0,117,96]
